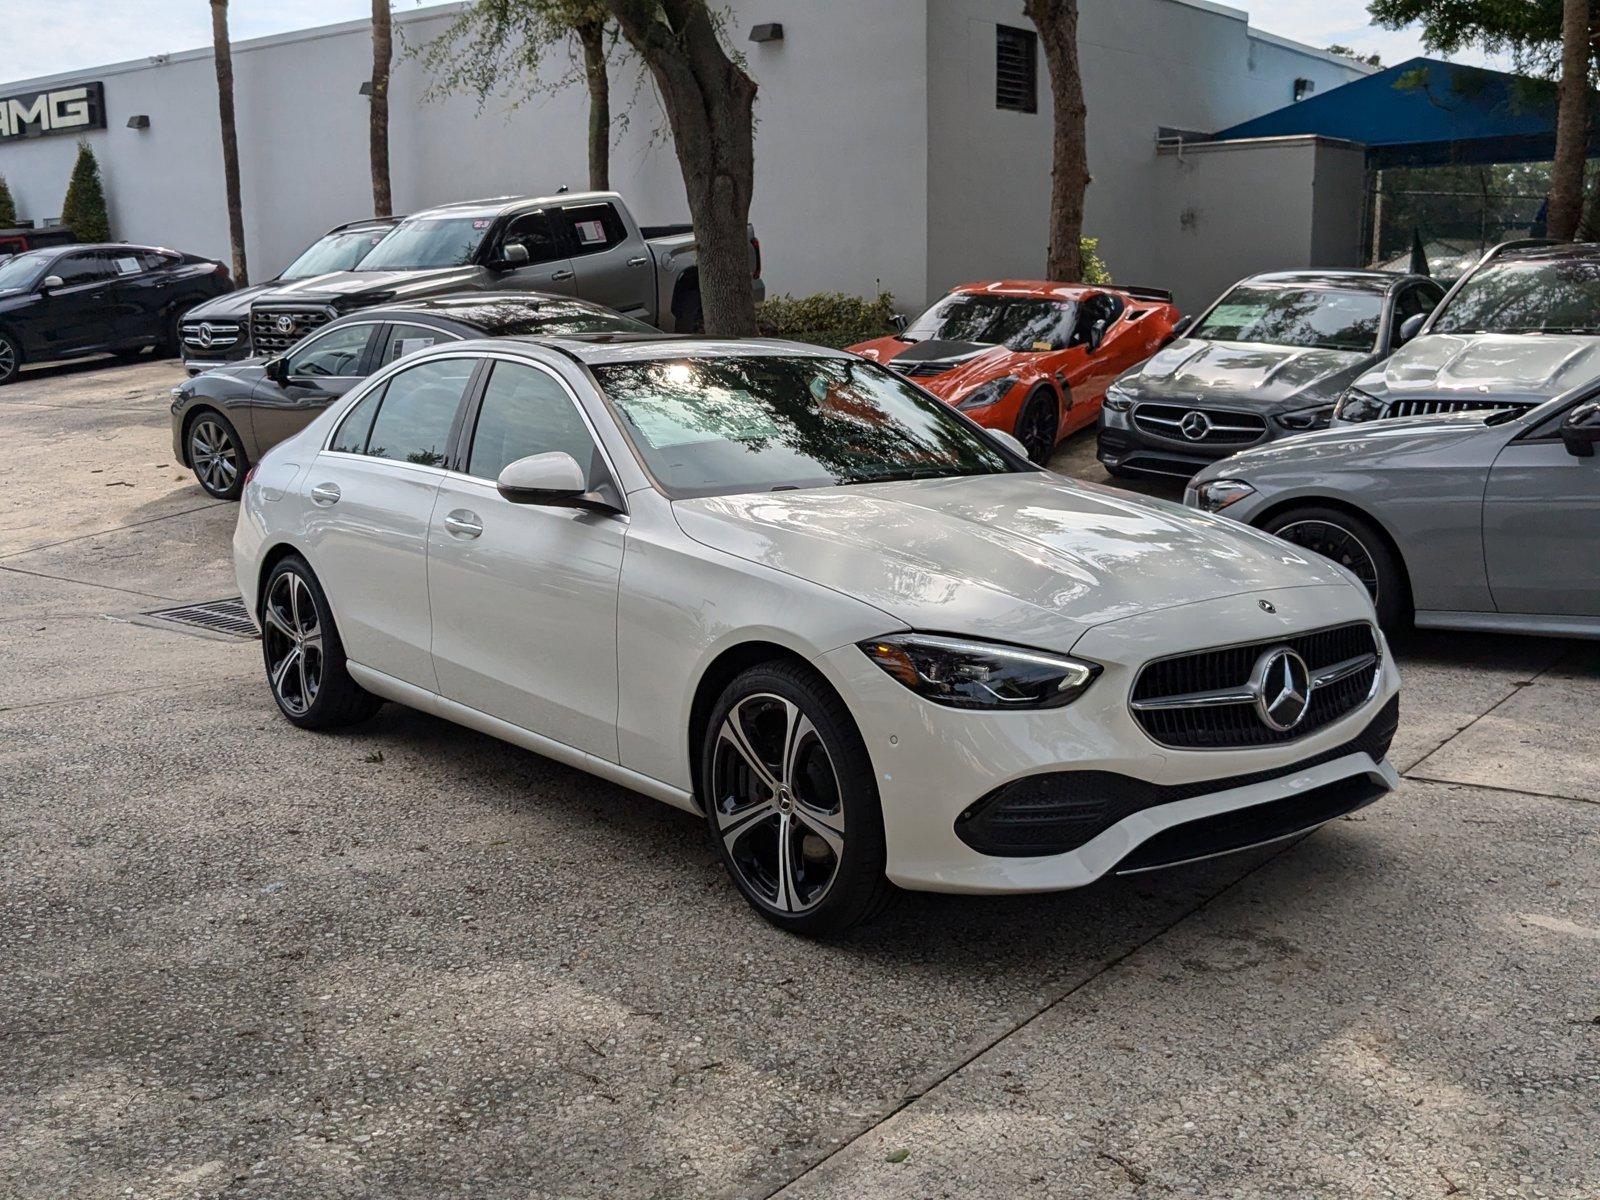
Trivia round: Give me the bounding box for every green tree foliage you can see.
[0,175,17,227]
[1368,1,1563,72]
[60,140,110,242]
[1079,236,1112,284]
[1326,44,1384,66]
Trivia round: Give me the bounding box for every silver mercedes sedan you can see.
[1187,386,1600,637]
[233,334,1398,933]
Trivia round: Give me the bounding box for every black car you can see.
[0,243,233,385]
[179,216,400,373]
[171,292,659,498]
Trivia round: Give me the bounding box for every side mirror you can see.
[38,274,64,293]
[497,451,619,512]
[1170,314,1194,338]
[1087,318,1108,352]
[889,313,909,335]
[1396,313,1426,345]
[1560,400,1600,458]
[266,356,289,384]
[494,243,530,270]
[988,429,1032,460]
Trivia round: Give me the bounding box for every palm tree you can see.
[370,0,393,216]
[209,0,249,284]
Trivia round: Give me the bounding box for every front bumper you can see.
[815,583,1399,893]
[1097,402,1287,480]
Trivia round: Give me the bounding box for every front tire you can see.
[186,410,248,500]
[701,661,894,935]
[0,330,20,385]
[260,555,382,730]
[1015,388,1060,465]
[1262,505,1409,631]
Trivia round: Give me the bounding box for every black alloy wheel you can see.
[260,556,383,730]
[0,331,20,385]
[1015,389,1059,465]
[1263,505,1409,631]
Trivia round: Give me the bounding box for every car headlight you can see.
[1274,402,1334,431]
[1334,388,1386,423]
[859,634,1100,710]
[1103,381,1134,412]
[1193,478,1256,513]
[955,376,1019,411]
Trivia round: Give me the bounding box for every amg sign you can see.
[0,82,106,142]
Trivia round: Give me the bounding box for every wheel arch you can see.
[1251,493,1415,609]
[179,402,250,469]
[670,268,701,328]
[255,542,305,611]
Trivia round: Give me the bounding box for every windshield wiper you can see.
[839,467,954,486]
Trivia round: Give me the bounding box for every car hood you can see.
[1357,332,1600,406]
[193,359,269,387]
[671,471,1355,653]
[851,336,1033,400]
[1120,338,1370,408]
[1192,409,1502,484]
[184,282,278,322]
[255,267,486,305]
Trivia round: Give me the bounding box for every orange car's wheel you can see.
[1015,388,1059,465]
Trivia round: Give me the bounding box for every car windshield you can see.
[1190,284,1383,352]
[590,354,1020,498]
[0,249,53,291]
[902,294,1077,351]
[356,216,492,271]
[1430,258,1600,335]
[280,228,391,279]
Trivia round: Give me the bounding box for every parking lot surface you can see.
[1,357,1596,1199]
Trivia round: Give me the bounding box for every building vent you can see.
[996,25,1038,114]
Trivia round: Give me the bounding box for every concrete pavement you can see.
[1,356,1595,1199]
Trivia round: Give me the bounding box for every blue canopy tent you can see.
[1211,57,1593,169]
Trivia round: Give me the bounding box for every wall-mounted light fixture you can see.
[126,114,151,130]
[749,23,783,43]
[358,80,374,96]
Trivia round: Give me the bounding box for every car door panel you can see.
[105,250,169,345]
[494,210,577,296]
[250,321,381,451]
[32,251,114,355]
[1483,438,1600,616]
[555,202,652,319]
[426,358,624,759]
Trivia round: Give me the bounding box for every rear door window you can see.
[381,322,455,365]
[557,204,628,256]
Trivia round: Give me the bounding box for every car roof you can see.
[439,334,845,367]
[326,216,403,234]
[404,190,623,222]
[1486,241,1600,264]
[1239,270,1418,293]
[348,291,634,330]
[948,279,1114,302]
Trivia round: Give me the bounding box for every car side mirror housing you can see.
[38,274,64,293]
[497,451,619,512]
[988,429,1032,460]
[1087,318,1108,352]
[1169,314,1193,338]
[265,356,289,384]
[493,243,530,270]
[1560,401,1600,458]
[1396,313,1426,345]
[889,313,908,335]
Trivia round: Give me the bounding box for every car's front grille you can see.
[1387,397,1521,418]
[1130,622,1381,749]
[251,306,333,354]
[954,695,1398,857]
[1132,402,1267,445]
[890,361,954,379]
[181,319,242,354]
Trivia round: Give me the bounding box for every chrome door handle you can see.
[627,255,648,268]
[550,269,575,283]
[310,482,341,506]
[443,510,483,539]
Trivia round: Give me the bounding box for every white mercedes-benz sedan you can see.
[233,334,1401,933]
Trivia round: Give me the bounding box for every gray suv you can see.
[1185,387,1600,636]
[1097,270,1441,480]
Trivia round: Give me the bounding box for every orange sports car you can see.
[850,281,1183,463]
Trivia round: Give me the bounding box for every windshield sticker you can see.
[392,337,436,360]
[575,219,607,244]
[472,219,491,230]
[1030,340,1052,351]
[115,256,141,274]
[1207,303,1267,327]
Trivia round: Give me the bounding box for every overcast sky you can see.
[5,0,1492,84]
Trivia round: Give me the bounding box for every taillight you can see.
[750,236,761,279]
[244,464,259,489]
[214,262,232,284]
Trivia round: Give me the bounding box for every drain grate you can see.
[137,596,260,641]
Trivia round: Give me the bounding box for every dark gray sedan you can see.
[170,292,655,498]
[1097,270,1442,480]
[1185,386,1600,636]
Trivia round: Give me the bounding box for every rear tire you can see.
[674,286,704,334]
[1261,505,1409,632]
[700,661,895,935]
[162,304,196,357]
[0,330,20,385]
[260,555,383,730]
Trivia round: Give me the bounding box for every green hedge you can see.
[61,141,110,243]
[0,176,16,228]
[756,289,899,349]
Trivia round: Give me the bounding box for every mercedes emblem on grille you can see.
[1179,410,1212,441]
[1250,647,1311,731]
[275,314,296,334]
[195,323,215,349]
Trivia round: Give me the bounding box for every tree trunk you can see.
[1548,0,1589,239]
[604,0,758,335]
[209,0,249,285]
[578,19,610,192]
[1024,0,1090,281]
[370,0,393,217]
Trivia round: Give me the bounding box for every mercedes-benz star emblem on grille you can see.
[1250,647,1311,731]
[195,323,215,349]
[1258,599,1276,613]
[275,314,296,334]
[1179,410,1212,441]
